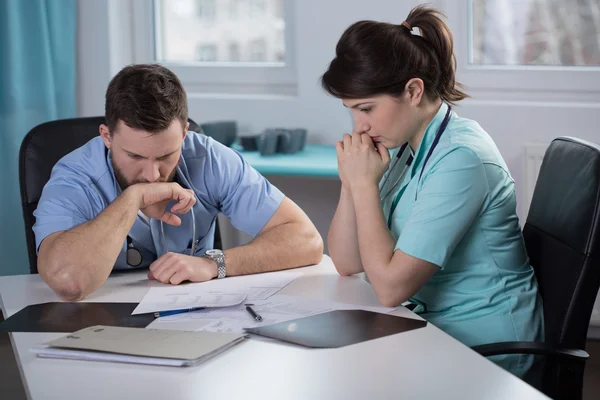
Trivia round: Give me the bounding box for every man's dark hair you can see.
[105,64,188,134]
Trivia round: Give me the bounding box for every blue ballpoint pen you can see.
[153,307,205,318]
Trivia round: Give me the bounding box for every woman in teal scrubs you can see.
[323,5,543,378]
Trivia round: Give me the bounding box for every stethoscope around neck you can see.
[379,144,414,202]
[379,104,453,204]
[125,166,199,267]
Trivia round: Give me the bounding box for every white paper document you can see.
[133,271,301,315]
[147,294,395,334]
[131,291,247,315]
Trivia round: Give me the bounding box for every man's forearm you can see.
[38,188,141,301]
[328,186,364,275]
[223,222,323,276]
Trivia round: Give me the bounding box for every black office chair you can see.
[472,137,600,400]
[19,116,221,274]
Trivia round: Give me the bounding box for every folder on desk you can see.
[245,309,427,348]
[0,302,153,333]
[31,325,247,367]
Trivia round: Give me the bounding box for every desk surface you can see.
[0,257,547,400]
[235,144,338,178]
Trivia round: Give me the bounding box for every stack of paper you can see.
[148,294,396,334]
[136,271,397,336]
[131,292,247,315]
[132,271,301,315]
[31,325,246,367]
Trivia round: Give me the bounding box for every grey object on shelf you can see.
[238,135,259,151]
[277,128,307,154]
[256,131,280,156]
[200,121,237,147]
[238,128,309,155]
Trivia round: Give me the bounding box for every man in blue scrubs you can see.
[33,64,323,301]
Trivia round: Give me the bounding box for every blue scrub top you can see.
[380,102,544,377]
[33,132,285,270]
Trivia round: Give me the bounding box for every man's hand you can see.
[127,182,196,226]
[148,253,217,285]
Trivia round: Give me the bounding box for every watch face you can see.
[206,249,222,257]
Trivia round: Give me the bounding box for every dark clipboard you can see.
[245,309,427,348]
[0,302,153,333]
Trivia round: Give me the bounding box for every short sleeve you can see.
[204,142,284,236]
[33,175,100,252]
[396,147,488,268]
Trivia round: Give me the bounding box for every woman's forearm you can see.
[351,182,396,281]
[328,186,364,275]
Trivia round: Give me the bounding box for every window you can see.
[141,0,295,95]
[228,42,240,61]
[155,0,286,64]
[250,0,266,17]
[438,1,600,96]
[275,30,285,62]
[197,0,216,21]
[274,0,284,18]
[249,39,267,61]
[470,0,600,66]
[228,0,239,18]
[196,44,218,61]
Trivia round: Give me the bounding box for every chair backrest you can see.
[524,137,600,350]
[19,116,220,274]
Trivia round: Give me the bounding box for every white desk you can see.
[0,256,547,400]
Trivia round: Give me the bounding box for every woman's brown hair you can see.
[321,5,468,105]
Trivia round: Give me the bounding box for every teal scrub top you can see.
[380,102,544,377]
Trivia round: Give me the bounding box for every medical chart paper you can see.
[132,271,301,315]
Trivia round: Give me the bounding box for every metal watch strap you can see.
[215,252,226,279]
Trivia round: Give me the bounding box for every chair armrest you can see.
[472,341,589,362]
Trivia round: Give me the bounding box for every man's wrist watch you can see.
[204,249,226,279]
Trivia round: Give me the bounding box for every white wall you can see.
[78,0,600,333]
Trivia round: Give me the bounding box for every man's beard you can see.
[112,158,179,191]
